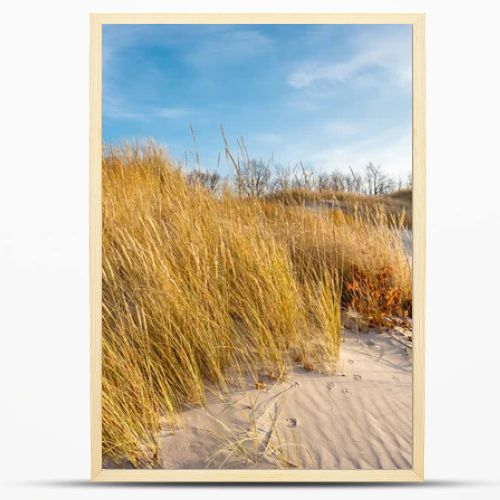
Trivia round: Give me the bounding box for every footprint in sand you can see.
[348,359,354,364]
[392,375,400,381]
[352,374,362,381]
[286,417,298,428]
[326,382,335,391]
[342,388,350,395]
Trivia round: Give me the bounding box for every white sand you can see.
[159,329,412,470]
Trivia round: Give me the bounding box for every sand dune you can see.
[159,329,412,470]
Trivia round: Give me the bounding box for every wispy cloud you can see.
[103,25,412,178]
[309,131,412,178]
[155,107,190,119]
[186,29,274,67]
[323,121,361,137]
[103,24,275,74]
[103,95,147,121]
[249,132,283,144]
[103,96,191,122]
[288,32,411,89]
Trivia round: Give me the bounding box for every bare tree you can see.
[406,172,413,189]
[186,169,222,193]
[249,159,272,197]
[220,126,272,197]
[290,161,315,189]
[273,163,293,190]
[317,172,331,191]
[364,162,394,195]
[219,126,408,197]
[347,166,364,193]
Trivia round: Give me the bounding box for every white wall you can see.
[1,1,499,499]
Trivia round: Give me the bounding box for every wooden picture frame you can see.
[90,12,425,482]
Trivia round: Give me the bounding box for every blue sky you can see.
[103,24,412,178]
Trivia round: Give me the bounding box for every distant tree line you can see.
[185,128,412,197]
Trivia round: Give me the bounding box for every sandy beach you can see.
[159,329,412,470]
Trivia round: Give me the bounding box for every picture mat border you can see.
[90,12,425,483]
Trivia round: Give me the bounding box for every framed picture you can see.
[90,13,425,482]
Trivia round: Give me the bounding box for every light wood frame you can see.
[90,13,425,482]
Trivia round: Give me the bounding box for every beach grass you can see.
[101,143,411,467]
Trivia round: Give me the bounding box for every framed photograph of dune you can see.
[90,13,425,482]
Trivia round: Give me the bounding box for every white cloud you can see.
[249,132,283,144]
[310,132,412,178]
[187,29,273,67]
[155,107,189,119]
[288,33,411,90]
[279,128,411,179]
[103,95,146,121]
[103,95,191,121]
[105,109,145,120]
[323,121,361,137]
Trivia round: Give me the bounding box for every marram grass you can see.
[102,144,411,467]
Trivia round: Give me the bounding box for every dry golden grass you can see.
[265,187,412,228]
[102,144,411,467]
